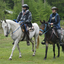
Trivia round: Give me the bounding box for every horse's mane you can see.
[5,19,19,27]
[6,19,17,24]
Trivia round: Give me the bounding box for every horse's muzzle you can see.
[39,31,43,36]
[39,33,42,36]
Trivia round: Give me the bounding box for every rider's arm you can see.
[17,12,22,22]
[53,15,60,24]
[25,12,32,23]
[48,17,51,24]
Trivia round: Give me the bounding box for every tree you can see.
[47,0,64,19]
[0,0,6,19]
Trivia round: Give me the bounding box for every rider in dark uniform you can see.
[17,4,32,46]
[41,6,63,45]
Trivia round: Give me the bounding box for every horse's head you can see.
[39,20,48,35]
[2,20,10,37]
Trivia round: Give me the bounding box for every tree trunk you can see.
[44,0,46,3]
[22,0,24,9]
[22,0,24,5]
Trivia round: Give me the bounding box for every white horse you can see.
[2,19,39,60]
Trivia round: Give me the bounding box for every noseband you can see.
[40,24,49,34]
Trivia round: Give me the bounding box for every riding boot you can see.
[26,30,30,46]
[41,38,46,45]
[12,42,14,45]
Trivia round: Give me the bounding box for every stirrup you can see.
[41,41,45,45]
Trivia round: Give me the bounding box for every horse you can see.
[39,20,64,60]
[1,19,39,60]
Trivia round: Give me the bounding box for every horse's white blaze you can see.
[2,19,39,60]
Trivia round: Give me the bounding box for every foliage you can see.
[1,0,64,25]
[0,0,6,19]
[0,0,52,24]
[47,0,64,19]
[24,0,52,23]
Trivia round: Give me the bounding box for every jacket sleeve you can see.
[54,15,60,24]
[17,12,22,22]
[25,12,32,23]
[48,17,51,23]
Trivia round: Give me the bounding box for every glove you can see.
[13,19,18,23]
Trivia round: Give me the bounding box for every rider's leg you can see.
[41,34,46,45]
[24,24,30,46]
[41,38,46,44]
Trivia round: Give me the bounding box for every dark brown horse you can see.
[39,20,64,60]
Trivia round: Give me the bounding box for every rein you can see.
[12,23,23,34]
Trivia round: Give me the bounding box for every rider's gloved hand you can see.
[13,19,18,23]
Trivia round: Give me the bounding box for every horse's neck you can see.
[46,26,51,35]
[7,20,20,32]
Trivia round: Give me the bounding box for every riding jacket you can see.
[17,10,32,27]
[48,13,61,29]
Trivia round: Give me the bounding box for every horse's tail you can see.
[36,35,39,49]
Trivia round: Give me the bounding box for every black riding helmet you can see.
[22,4,29,9]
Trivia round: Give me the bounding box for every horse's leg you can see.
[44,41,48,60]
[30,39,34,52]
[32,36,37,56]
[53,44,55,59]
[17,43,22,58]
[57,43,60,57]
[9,39,19,60]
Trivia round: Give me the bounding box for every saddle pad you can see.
[27,26,34,32]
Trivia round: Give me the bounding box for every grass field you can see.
[0,28,64,64]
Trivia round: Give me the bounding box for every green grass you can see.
[0,29,64,64]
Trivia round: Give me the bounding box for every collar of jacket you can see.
[22,10,29,14]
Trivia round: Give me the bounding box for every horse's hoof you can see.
[19,56,22,58]
[9,58,12,60]
[57,56,59,58]
[44,58,46,60]
[53,57,55,59]
[32,55,35,56]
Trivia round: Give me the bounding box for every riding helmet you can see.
[51,6,58,10]
[22,4,29,9]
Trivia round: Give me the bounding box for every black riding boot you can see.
[41,38,46,45]
[26,30,30,46]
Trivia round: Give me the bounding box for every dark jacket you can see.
[48,13,61,29]
[17,10,32,27]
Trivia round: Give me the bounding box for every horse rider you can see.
[41,6,63,45]
[17,4,32,46]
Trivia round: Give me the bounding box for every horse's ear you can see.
[4,20,6,23]
[40,20,43,24]
[0,19,3,23]
[43,20,45,23]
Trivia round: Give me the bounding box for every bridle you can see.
[6,23,10,35]
[40,24,49,34]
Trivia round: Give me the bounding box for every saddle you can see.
[21,25,34,32]
[52,28,59,38]
[20,23,34,41]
